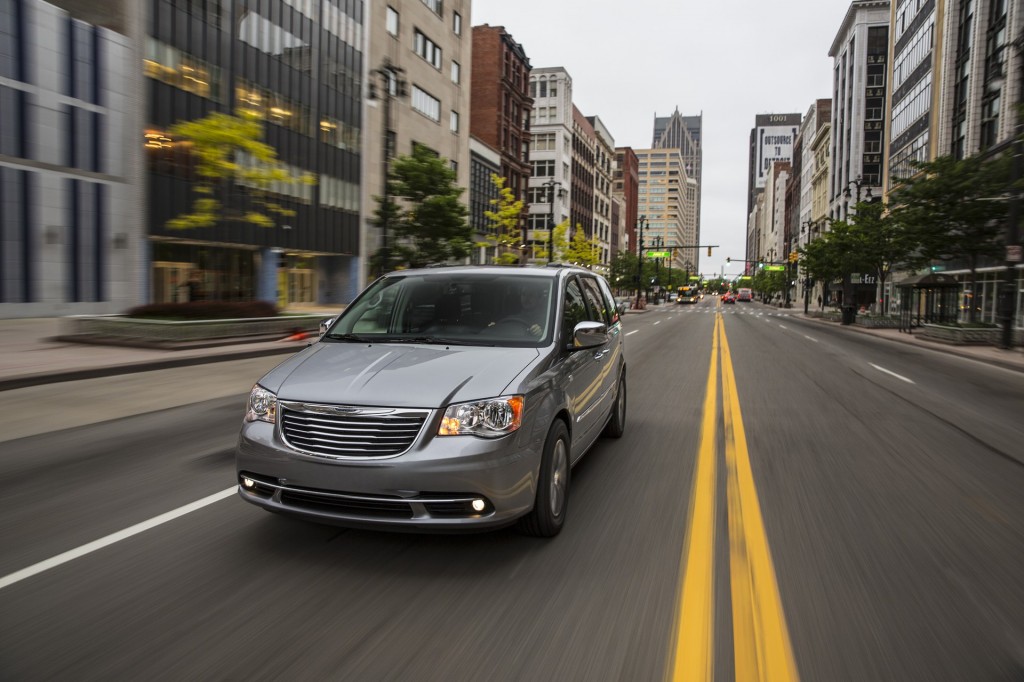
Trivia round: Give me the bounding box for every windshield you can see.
[324,272,556,347]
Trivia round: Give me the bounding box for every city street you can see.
[1,299,1022,681]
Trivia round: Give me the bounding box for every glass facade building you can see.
[144,0,364,307]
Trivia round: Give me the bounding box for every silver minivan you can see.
[236,265,627,536]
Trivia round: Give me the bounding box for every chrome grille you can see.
[279,402,429,458]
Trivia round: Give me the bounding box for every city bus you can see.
[677,286,700,304]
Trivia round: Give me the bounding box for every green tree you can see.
[538,219,571,263]
[562,224,602,268]
[846,199,919,314]
[889,154,1010,321]
[167,110,313,229]
[478,174,525,265]
[376,143,471,271]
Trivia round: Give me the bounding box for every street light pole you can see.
[371,58,407,278]
[840,177,871,324]
[542,179,562,264]
[635,215,647,310]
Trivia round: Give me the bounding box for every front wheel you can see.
[518,420,570,537]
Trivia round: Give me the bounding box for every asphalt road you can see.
[1,299,1022,681]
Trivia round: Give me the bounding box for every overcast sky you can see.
[471,0,853,277]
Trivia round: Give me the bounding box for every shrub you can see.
[124,301,280,320]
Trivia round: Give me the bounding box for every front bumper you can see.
[235,416,542,532]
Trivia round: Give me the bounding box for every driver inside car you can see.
[508,283,547,338]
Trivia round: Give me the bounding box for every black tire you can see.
[518,420,570,537]
[602,374,626,438]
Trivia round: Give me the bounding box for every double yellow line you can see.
[669,313,799,682]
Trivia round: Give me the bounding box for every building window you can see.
[453,11,461,35]
[532,159,555,176]
[145,38,222,101]
[421,0,442,16]
[450,110,459,133]
[386,7,399,36]
[411,85,440,122]
[414,30,442,69]
[450,60,460,84]
[531,132,556,151]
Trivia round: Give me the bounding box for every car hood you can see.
[259,342,541,408]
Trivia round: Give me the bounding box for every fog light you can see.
[471,499,486,512]
[242,477,256,489]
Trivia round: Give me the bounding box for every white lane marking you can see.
[779,325,788,329]
[803,335,818,343]
[654,320,662,325]
[869,363,915,384]
[626,330,639,336]
[0,487,237,591]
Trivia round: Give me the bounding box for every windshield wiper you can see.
[323,333,373,342]
[397,335,486,346]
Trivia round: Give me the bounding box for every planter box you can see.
[59,314,331,347]
[918,324,998,346]
[854,316,901,329]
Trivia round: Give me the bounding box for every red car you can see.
[721,293,736,304]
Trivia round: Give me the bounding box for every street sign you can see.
[646,251,670,258]
[764,265,785,271]
[1008,245,1023,263]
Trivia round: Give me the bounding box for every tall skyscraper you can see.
[653,109,702,268]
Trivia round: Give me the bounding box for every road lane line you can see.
[0,487,237,591]
[626,330,639,336]
[803,335,818,343]
[779,325,787,330]
[670,314,721,682]
[869,363,915,384]
[719,323,800,682]
[655,320,662,325]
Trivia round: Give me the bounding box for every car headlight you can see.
[438,395,524,438]
[246,384,277,423]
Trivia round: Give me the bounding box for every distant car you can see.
[737,288,753,302]
[237,264,627,537]
[721,293,736,304]
[615,297,632,314]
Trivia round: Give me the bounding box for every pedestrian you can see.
[817,294,822,309]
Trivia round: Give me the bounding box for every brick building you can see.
[470,24,532,260]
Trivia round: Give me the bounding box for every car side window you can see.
[595,277,620,324]
[561,277,589,343]
[580,277,611,325]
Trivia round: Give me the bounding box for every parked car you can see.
[615,297,632,314]
[236,265,627,537]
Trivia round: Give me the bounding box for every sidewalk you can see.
[786,309,1024,374]
[0,308,1022,391]
[0,317,317,391]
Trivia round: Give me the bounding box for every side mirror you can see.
[571,321,608,350]
[319,318,335,338]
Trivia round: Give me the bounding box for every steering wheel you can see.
[500,317,531,329]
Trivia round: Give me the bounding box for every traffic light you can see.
[707,246,712,257]
[726,257,731,263]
